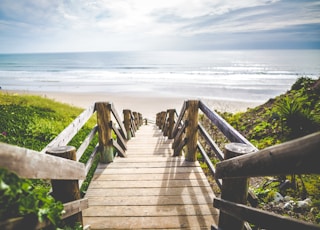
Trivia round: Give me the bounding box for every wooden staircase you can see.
[83,123,219,229]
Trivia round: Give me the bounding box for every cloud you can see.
[0,0,319,52]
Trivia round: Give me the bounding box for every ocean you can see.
[0,50,319,103]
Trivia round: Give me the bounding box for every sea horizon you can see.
[0,49,319,103]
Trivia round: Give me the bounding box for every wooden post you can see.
[167,109,175,139]
[96,102,113,163]
[123,109,132,140]
[185,100,199,162]
[46,146,82,227]
[218,143,256,230]
[156,113,160,127]
[160,111,167,131]
[133,112,139,130]
[138,113,143,126]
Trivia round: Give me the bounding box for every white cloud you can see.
[0,0,319,52]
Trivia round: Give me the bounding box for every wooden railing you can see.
[0,102,142,229]
[157,99,320,230]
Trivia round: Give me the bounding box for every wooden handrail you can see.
[0,142,85,180]
[199,101,257,150]
[41,104,96,154]
[215,132,320,179]
[214,198,320,230]
[172,101,187,137]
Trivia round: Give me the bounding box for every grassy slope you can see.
[0,92,99,194]
[220,77,320,224]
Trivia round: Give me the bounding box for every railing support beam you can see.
[123,109,132,140]
[46,146,83,227]
[218,143,255,230]
[167,109,175,139]
[96,102,113,163]
[185,100,199,162]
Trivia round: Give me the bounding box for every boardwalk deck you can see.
[83,124,219,229]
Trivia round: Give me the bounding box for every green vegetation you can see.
[220,77,320,224]
[0,92,99,228]
[221,76,320,149]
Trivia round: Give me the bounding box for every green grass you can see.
[0,92,100,228]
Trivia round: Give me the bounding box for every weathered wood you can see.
[96,102,114,163]
[111,123,127,150]
[112,139,127,158]
[84,145,99,173]
[172,121,186,150]
[83,124,218,229]
[133,112,139,130]
[85,185,214,197]
[62,198,89,220]
[199,101,257,150]
[167,109,176,139]
[218,143,256,230]
[83,204,216,217]
[87,194,214,206]
[214,198,320,230]
[0,142,85,180]
[215,132,320,179]
[92,172,208,181]
[197,142,222,188]
[88,179,210,188]
[110,103,127,140]
[41,104,96,153]
[84,216,217,230]
[76,125,98,161]
[0,215,50,230]
[185,100,199,162]
[123,109,132,140]
[172,101,187,137]
[130,112,137,137]
[198,123,224,161]
[94,164,203,174]
[46,146,83,226]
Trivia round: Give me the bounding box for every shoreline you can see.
[3,90,261,119]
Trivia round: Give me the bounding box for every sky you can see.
[0,0,320,53]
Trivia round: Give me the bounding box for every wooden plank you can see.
[172,101,187,137]
[41,104,96,153]
[110,103,127,140]
[199,101,257,150]
[0,142,85,180]
[198,123,224,160]
[85,186,214,197]
[216,132,320,178]
[94,166,204,174]
[96,161,200,168]
[214,198,320,230]
[76,125,98,161]
[62,198,89,220]
[112,139,127,158]
[83,204,217,217]
[92,172,208,181]
[83,124,218,229]
[88,179,211,188]
[87,195,215,206]
[83,215,218,229]
[111,123,127,150]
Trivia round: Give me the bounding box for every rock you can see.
[284,195,292,202]
[283,202,294,210]
[273,192,284,203]
[297,198,312,209]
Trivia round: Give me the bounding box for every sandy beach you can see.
[6,90,261,119]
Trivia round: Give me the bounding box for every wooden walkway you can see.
[83,124,219,229]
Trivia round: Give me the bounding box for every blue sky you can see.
[0,0,319,53]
